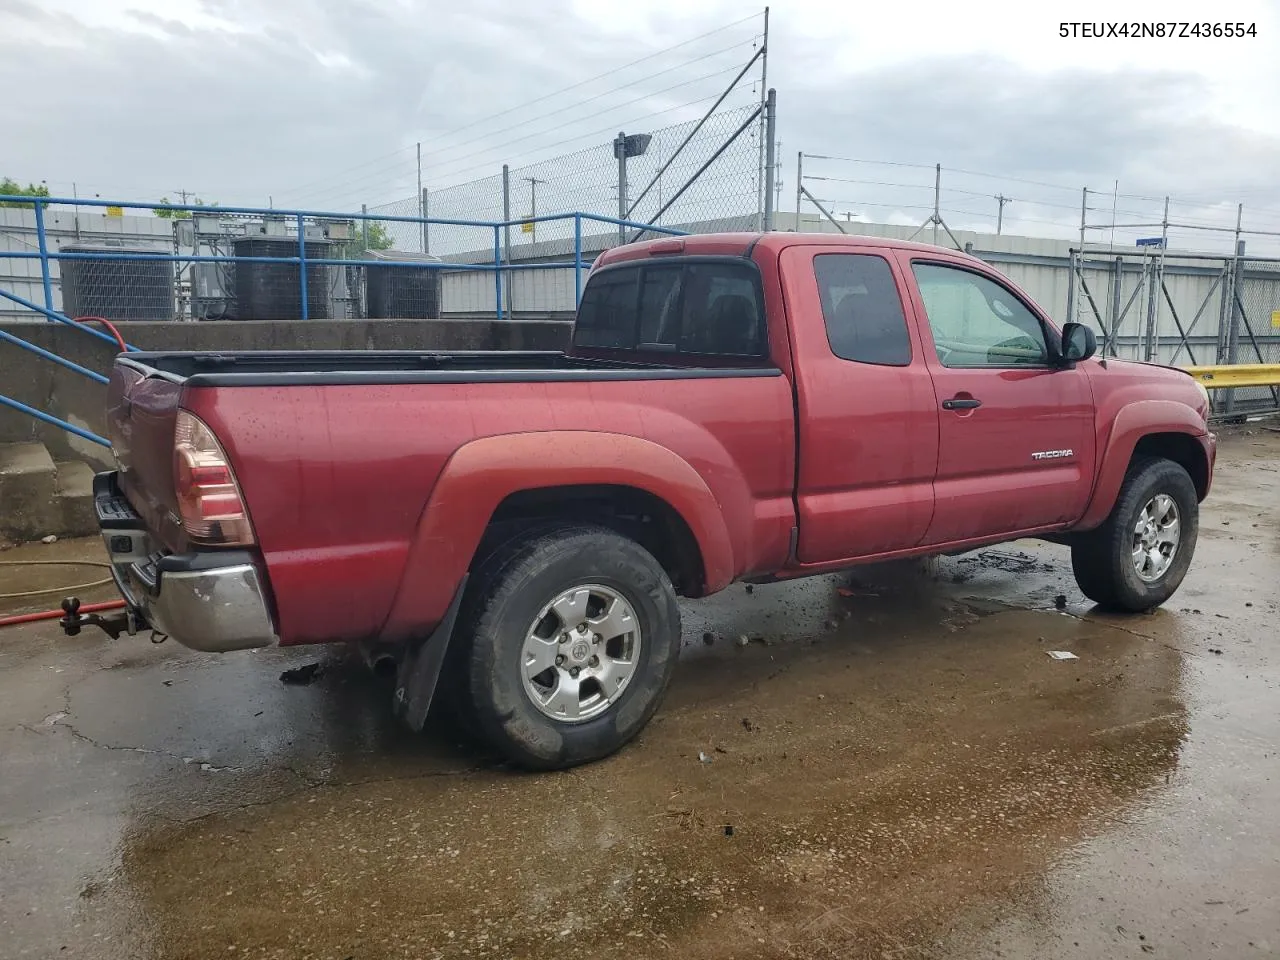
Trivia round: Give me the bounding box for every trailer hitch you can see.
[59,596,148,641]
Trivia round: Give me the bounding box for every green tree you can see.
[153,196,218,218]
[0,177,50,208]
[345,220,395,258]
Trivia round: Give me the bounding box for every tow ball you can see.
[59,596,148,641]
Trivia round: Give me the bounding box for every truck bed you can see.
[120,350,775,387]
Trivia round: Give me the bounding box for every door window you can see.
[911,263,1048,367]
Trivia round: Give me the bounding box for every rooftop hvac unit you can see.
[364,249,442,319]
[59,244,175,321]
[232,236,332,320]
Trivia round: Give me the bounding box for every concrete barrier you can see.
[0,316,572,468]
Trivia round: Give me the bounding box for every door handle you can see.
[942,397,982,410]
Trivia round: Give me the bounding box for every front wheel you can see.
[455,523,682,770]
[1070,457,1199,612]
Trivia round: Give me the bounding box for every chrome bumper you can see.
[95,472,278,652]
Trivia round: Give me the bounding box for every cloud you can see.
[1,0,1277,251]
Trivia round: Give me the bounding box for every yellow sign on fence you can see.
[521,221,534,234]
[1271,309,1280,329]
[105,206,123,217]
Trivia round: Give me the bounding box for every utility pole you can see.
[523,176,546,243]
[995,194,1011,235]
[416,142,424,253]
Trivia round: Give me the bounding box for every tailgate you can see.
[105,361,185,551]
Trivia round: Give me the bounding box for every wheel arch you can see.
[1076,400,1212,531]
[378,431,735,644]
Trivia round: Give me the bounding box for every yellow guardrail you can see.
[1183,364,1280,389]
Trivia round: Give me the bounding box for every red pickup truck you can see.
[90,232,1215,769]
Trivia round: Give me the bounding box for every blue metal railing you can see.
[0,195,685,322]
[0,195,687,448]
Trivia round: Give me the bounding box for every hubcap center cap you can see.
[569,639,591,663]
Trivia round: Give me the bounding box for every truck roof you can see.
[594,231,982,269]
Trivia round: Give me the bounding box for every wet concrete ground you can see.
[1,428,1278,959]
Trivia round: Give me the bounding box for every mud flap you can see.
[392,574,468,732]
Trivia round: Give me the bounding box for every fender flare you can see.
[1076,400,1209,531]
[379,431,736,642]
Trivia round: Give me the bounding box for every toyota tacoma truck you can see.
[87,232,1216,769]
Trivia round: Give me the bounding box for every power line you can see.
[275,12,763,202]
[285,60,757,206]
[301,87,759,208]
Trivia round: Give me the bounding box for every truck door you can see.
[783,246,940,562]
[898,255,1097,545]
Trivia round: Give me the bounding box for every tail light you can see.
[173,409,255,546]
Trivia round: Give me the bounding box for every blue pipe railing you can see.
[0,394,110,447]
[0,196,689,449]
[0,196,687,323]
[0,328,109,384]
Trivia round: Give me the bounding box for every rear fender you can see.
[378,431,734,643]
[1075,400,1209,531]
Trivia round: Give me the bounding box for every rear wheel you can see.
[1070,457,1198,611]
[454,523,681,770]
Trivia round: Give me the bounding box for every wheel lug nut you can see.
[559,633,568,644]
[570,667,579,678]
[577,623,587,634]
[589,655,599,667]
[593,634,602,644]
[555,654,565,666]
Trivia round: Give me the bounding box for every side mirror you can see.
[1061,322,1097,363]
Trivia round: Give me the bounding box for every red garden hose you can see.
[0,600,125,629]
[72,315,128,353]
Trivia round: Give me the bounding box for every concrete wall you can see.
[0,317,571,468]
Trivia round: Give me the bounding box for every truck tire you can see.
[455,523,682,770]
[1070,457,1199,612]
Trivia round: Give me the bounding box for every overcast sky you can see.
[2,0,1278,249]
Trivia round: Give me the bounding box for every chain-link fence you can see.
[368,103,767,261]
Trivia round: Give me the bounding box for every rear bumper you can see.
[95,472,278,652]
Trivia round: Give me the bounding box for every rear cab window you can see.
[813,253,912,366]
[574,258,768,360]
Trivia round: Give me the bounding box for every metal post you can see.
[33,200,54,318]
[795,151,803,228]
[616,132,628,245]
[763,88,777,231]
[524,176,545,244]
[416,143,424,254]
[1143,250,1160,361]
[574,213,583,308]
[756,6,769,231]
[995,194,1009,235]
[1108,256,1123,356]
[361,203,369,249]
[1079,187,1088,249]
[423,188,431,255]
[502,164,513,317]
[1147,195,1170,361]
[1224,226,1245,415]
[494,225,503,321]
[1215,259,1233,364]
[1065,251,1077,333]
[932,164,941,246]
[296,213,309,320]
